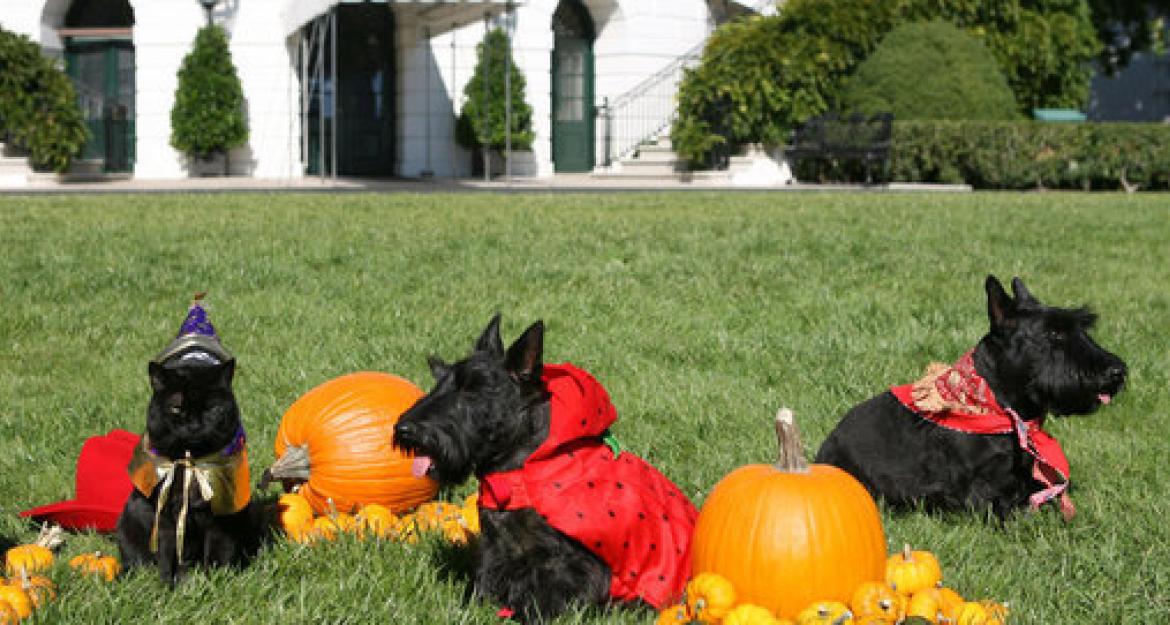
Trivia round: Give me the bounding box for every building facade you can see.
[1,0,770,180]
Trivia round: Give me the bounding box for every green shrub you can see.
[170,25,247,161]
[887,121,1170,190]
[838,21,1020,121]
[672,0,1100,165]
[456,28,534,151]
[0,27,88,173]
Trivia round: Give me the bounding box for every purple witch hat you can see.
[152,292,234,365]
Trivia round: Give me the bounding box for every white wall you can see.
[8,0,715,180]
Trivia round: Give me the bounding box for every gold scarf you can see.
[127,434,250,563]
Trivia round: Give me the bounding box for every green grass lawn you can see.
[1,191,1167,624]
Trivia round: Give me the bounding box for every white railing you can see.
[597,0,778,167]
[598,43,703,166]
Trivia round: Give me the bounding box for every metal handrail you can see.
[599,42,703,166]
[597,0,777,167]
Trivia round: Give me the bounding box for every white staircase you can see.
[0,143,33,188]
[593,135,792,186]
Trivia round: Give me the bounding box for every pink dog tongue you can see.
[411,456,433,478]
[1098,394,1113,405]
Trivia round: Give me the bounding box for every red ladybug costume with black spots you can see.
[478,363,698,609]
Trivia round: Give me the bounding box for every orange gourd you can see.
[850,581,904,622]
[4,524,64,576]
[0,602,16,625]
[936,587,965,623]
[795,600,853,625]
[267,372,437,515]
[692,409,886,619]
[885,545,942,596]
[725,603,785,625]
[905,588,942,623]
[655,603,692,625]
[357,503,399,539]
[69,551,120,581]
[277,491,315,539]
[685,572,737,622]
[0,586,30,620]
[9,571,56,609]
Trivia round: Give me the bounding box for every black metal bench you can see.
[784,112,893,184]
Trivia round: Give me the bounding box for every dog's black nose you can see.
[393,422,415,442]
[1107,363,1128,385]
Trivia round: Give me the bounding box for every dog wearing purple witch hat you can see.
[116,294,262,585]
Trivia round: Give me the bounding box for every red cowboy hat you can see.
[21,429,141,533]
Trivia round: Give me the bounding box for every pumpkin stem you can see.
[902,543,913,561]
[265,444,312,484]
[33,523,65,550]
[773,407,810,473]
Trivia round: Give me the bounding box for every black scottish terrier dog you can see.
[117,303,262,585]
[815,276,1127,519]
[394,315,697,623]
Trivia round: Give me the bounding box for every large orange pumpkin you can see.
[692,409,887,620]
[267,372,437,515]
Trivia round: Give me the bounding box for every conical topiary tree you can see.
[170,25,247,173]
[455,27,533,174]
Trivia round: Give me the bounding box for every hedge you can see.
[793,121,1170,191]
[888,121,1170,191]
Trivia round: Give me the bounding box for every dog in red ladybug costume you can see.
[394,315,697,623]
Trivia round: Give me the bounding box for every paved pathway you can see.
[1,173,971,195]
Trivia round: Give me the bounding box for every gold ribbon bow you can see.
[128,436,251,564]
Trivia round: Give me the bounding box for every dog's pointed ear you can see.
[149,361,167,392]
[985,275,1016,330]
[1010,277,1039,308]
[427,355,451,380]
[213,360,235,389]
[475,313,505,357]
[505,320,544,381]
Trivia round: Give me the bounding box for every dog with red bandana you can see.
[394,315,697,622]
[816,276,1127,520]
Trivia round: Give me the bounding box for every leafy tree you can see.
[170,25,247,166]
[838,21,1020,121]
[455,27,534,151]
[672,0,1101,164]
[1089,0,1169,71]
[0,27,88,172]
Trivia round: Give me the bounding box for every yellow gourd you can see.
[795,600,852,625]
[686,572,738,622]
[4,524,64,576]
[885,544,942,596]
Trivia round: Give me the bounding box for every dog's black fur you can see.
[116,352,262,585]
[815,275,1127,519]
[393,315,611,623]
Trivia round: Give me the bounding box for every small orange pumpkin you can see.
[953,601,991,625]
[795,600,852,625]
[886,545,942,596]
[4,524,64,576]
[655,603,692,625]
[68,551,120,581]
[357,503,399,539]
[724,603,784,625]
[685,572,737,622]
[9,571,56,609]
[277,491,315,538]
[414,501,463,530]
[692,409,886,619]
[904,588,942,623]
[850,581,904,621]
[0,602,17,625]
[978,600,1009,624]
[461,493,480,534]
[268,372,437,515]
[935,587,965,623]
[0,586,31,620]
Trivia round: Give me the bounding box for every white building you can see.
[2,0,772,180]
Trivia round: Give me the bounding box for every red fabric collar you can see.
[890,350,1074,519]
[478,363,697,608]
